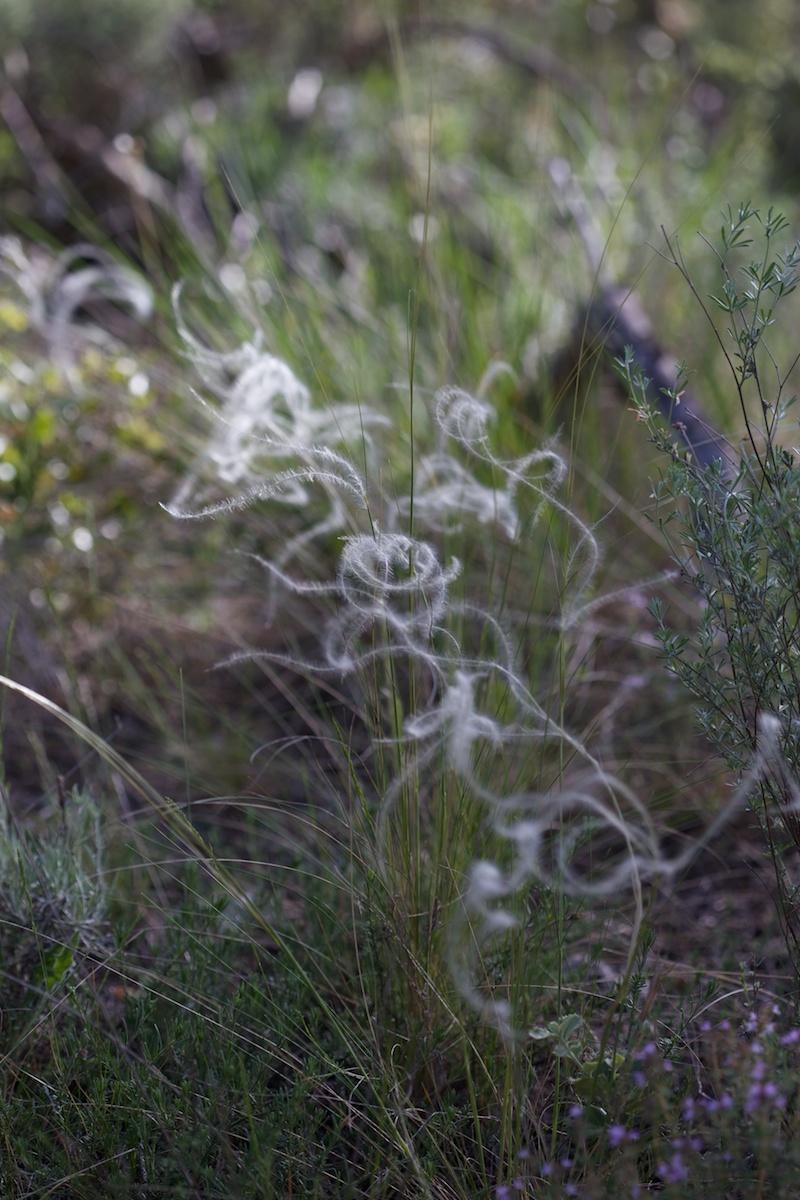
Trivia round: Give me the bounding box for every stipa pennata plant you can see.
[167,293,627,1031]
[161,263,800,1200]
[168,282,793,1043]
[621,202,800,965]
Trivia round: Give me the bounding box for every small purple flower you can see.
[682,1096,696,1121]
[608,1125,627,1148]
[657,1152,689,1184]
[781,1028,800,1045]
[704,1091,734,1113]
[608,1124,639,1148]
[568,1104,584,1119]
[746,1081,786,1113]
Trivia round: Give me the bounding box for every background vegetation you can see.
[2,1,800,1196]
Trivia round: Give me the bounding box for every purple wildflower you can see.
[657,1151,689,1184]
[745,1080,786,1114]
[608,1124,639,1148]
[703,1091,734,1114]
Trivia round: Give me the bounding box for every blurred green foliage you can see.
[0,0,191,94]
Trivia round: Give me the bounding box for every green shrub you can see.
[622,202,800,969]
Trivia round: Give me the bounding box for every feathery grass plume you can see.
[0,237,152,384]
[170,282,390,493]
[416,377,659,631]
[168,282,391,609]
[454,711,800,1039]
[395,378,565,540]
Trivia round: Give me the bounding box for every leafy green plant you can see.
[0,787,108,1046]
[502,1002,800,1199]
[621,202,800,970]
